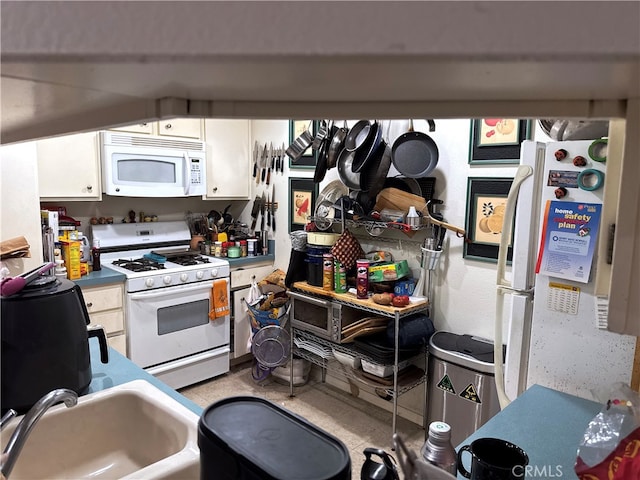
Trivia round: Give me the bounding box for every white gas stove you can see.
[93,221,231,389]
[96,221,230,292]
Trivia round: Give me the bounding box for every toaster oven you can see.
[289,291,368,343]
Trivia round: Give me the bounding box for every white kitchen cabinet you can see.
[110,119,203,139]
[229,263,275,361]
[36,132,102,201]
[203,119,251,200]
[232,285,253,359]
[157,118,203,139]
[109,122,154,135]
[80,282,126,356]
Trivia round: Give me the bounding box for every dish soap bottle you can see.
[407,206,420,228]
[420,421,457,475]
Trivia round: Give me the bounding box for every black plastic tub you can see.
[198,396,351,480]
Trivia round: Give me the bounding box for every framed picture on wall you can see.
[288,177,318,232]
[289,120,317,169]
[468,119,531,165]
[463,177,514,263]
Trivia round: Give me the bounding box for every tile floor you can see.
[179,360,427,477]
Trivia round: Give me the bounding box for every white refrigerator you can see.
[494,139,636,407]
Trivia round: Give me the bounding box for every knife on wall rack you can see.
[252,141,259,180]
[271,184,276,231]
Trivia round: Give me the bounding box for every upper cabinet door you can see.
[158,119,203,139]
[109,122,155,135]
[37,132,102,201]
[203,119,251,200]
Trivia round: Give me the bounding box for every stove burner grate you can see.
[112,258,166,272]
[169,255,212,266]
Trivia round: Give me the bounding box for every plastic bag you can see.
[575,383,640,479]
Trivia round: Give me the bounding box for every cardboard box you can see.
[368,260,410,282]
[61,240,81,280]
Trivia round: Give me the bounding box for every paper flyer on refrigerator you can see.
[535,200,602,283]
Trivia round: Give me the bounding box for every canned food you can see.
[356,259,370,299]
[322,253,334,291]
[334,260,347,293]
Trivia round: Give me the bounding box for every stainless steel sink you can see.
[1,380,200,480]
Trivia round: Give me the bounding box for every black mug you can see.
[458,437,529,480]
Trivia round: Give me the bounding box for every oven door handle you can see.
[289,291,333,308]
[129,282,221,300]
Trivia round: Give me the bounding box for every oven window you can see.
[157,299,209,335]
[116,157,177,183]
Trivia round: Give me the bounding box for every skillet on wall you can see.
[391,119,439,178]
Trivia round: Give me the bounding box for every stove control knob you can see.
[180,273,189,282]
[196,270,204,280]
[145,278,155,288]
[210,268,219,278]
[163,275,172,285]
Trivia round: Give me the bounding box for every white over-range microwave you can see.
[100,131,207,197]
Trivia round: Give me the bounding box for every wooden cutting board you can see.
[374,187,466,237]
[374,187,427,215]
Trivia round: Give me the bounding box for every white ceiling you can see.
[2,1,639,143]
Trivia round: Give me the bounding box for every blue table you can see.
[456,384,601,479]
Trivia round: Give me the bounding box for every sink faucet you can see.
[1,389,78,479]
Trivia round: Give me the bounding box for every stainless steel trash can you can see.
[426,331,505,446]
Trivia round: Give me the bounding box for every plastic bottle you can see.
[407,205,420,228]
[420,421,457,475]
[91,239,102,271]
[54,259,67,280]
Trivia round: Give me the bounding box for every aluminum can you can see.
[421,421,457,475]
[322,253,334,291]
[356,259,370,299]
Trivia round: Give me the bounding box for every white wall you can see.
[0,142,44,275]
[246,120,297,271]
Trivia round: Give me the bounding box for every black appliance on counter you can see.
[199,396,351,480]
[1,277,109,414]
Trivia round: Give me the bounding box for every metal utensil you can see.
[252,141,259,179]
[250,195,261,231]
[266,143,273,185]
[260,192,266,231]
[271,184,276,231]
[266,192,271,228]
[261,144,268,183]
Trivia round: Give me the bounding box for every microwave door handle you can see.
[183,153,191,195]
[289,291,333,308]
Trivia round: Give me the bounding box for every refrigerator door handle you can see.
[496,165,534,288]
[494,164,533,411]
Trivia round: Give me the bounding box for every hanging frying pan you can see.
[352,120,382,173]
[327,121,348,169]
[344,120,371,152]
[313,134,330,183]
[360,141,391,198]
[337,147,362,191]
[391,119,439,178]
